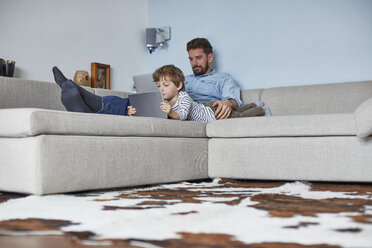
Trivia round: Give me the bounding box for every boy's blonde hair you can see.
[152,64,185,91]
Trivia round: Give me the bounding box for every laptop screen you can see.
[133,73,158,93]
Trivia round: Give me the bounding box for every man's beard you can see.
[193,63,209,76]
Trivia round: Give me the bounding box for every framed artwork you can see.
[91,62,110,89]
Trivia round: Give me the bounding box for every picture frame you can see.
[91,62,110,89]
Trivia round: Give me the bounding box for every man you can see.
[185,38,243,119]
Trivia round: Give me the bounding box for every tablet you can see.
[128,90,167,118]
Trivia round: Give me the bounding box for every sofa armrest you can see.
[354,97,372,138]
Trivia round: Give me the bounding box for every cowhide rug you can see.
[0,178,372,248]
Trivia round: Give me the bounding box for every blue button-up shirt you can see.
[184,70,242,107]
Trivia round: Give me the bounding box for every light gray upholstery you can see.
[0,76,97,111]
[94,88,130,98]
[261,80,372,116]
[209,136,372,182]
[0,108,207,138]
[207,113,355,138]
[240,89,263,104]
[0,76,66,110]
[354,97,372,138]
[0,135,208,195]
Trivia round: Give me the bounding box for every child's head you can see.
[152,64,185,91]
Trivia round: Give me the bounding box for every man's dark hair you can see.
[186,38,213,55]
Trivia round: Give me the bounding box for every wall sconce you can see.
[146,26,171,54]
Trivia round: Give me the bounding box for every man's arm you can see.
[213,73,241,119]
[213,98,238,119]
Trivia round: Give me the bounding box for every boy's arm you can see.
[160,102,180,120]
[167,109,180,120]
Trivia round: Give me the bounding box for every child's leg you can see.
[52,66,69,88]
[53,66,102,112]
[73,82,102,112]
[61,80,94,113]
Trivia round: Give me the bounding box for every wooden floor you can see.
[1,179,372,248]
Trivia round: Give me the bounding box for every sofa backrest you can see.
[94,88,129,98]
[240,89,263,105]
[2,76,372,116]
[0,76,130,111]
[0,77,67,110]
[261,80,372,115]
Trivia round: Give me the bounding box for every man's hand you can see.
[213,99,235,119]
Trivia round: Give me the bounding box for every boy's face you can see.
[156,77,182,101]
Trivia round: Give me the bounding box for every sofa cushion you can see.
[0,108,207,138]
[207,113,355,138]
[240,89,263,105]
[0,77,69,111]
[354,97,372,138]
[93,88,130,98]
[261,80,372,116]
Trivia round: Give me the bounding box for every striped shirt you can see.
[171,91,216,122]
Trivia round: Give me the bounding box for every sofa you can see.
[1,76,372,195]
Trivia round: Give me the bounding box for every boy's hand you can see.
[127,106,136,116]
[160,102,172,114]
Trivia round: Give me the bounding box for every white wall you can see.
[148,0,372,90]
[0,0,148,91]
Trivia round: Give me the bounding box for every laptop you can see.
[128,91,167,118]
[133,73,158,93]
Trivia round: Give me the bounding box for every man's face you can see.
[188,48,213,76]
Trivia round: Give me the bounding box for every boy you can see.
[129,65,265,122]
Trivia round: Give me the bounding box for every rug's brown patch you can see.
[347,214,372,224]
[64,231,96,239]
[106,232,341,248]
[0,192,25,204]
[334,228,362,233]
[0,235,138,248]
[180,179,286,192]
[250,194,372,217]
[310,182,372,196]
[90,179,287,207]
[102,188,251,210]
[283,222,319,229]
[216,178,286,188]
[0,218,77,232]
[76,193,104,198]
[103,205,165,211]
[171,210,198,215]
[94,199,119,202]
[118,188,203,204]
[137,200,169,205]
[0,232,343,248]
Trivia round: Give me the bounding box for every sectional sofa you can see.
[1,76,372,195]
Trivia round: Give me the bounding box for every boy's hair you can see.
[186,38,213,55]
[152,64,185,90]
